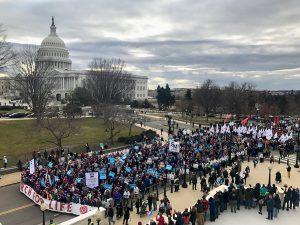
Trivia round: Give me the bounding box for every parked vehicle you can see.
[8,113,27,118]
[26,113,35,118]
[1,113,12,117]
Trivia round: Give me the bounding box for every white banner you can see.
[20,183,98,215]
[169,140,180,152]
[29,159,35,174]
[85,172,99,188]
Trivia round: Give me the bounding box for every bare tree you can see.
[0,24,15,70]
[86,58,135,109]
[123,110,139,136]
[40,109,80,148]
[222,81,256,117]
[13,46,57,119]
[86,58,136,142]
[193,79,221,121]
[102,105,125,144]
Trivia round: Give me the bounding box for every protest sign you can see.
[166,165,172,171]
[109,171,115,177]
[169,140,180,152]
[109,157,116,164]
[85,172,99,188]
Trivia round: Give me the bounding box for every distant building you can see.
[0,74,16,98]
[8,17,148,102]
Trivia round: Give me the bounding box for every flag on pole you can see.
[241,115,251,126]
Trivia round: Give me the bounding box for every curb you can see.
[0,181,20,188]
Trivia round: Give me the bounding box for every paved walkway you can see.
[139,114,210,128]
[98,161,300,225]
[135,123,169,140]
[0,172,21,187]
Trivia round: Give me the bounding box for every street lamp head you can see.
[40,202,47,212]
[268,164,273,171]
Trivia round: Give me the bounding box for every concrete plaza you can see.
[107,161,300,225]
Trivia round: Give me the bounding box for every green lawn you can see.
[0,118,142,166]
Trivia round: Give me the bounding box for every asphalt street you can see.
[141,115,196,134]
[0,184,75,225]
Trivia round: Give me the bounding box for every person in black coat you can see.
[229,190,237,213]
[266,195,274,220]
[200,177,206,191]
[291,188,299,209]
[275,171,282,183]
[135,198,141,214]
[273,194,281,218]
[223,190,229,210]
[123,206,132,225]
[282,187,292,210]
[209,197,216,222]
[192,173,197,190]
[148,194,153,211]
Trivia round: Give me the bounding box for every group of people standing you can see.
[150,182,299,225]
[20,120,299,225]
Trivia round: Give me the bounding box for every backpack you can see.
[183,215,189,224]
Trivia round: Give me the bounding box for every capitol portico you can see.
[34,17,148,102]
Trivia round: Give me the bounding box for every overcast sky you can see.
[1,0,300,90]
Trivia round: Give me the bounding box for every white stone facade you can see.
[36,17,148,101]
[133,75,148,100]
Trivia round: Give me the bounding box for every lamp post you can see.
[255,103,260,122]
[294,123,300,168]
[166,112,173,135]
[40,202,47,225]
[268,164,273,186]
[94,207,103,225]
[185,109,188,124]
[182,158,188,188]
[229,126,233,162]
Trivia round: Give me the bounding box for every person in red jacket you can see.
[156,213,166,225]
[201,197,209,221]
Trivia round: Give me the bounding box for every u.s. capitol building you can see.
[35,17,148,102]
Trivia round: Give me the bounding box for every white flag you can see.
[29,159,35,174]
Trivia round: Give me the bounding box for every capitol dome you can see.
[36,17,72,70]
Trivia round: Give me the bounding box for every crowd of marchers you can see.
[20,122,299,225]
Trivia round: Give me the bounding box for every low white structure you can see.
[59,208,105,225]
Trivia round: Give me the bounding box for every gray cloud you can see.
[1,0,300,90]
